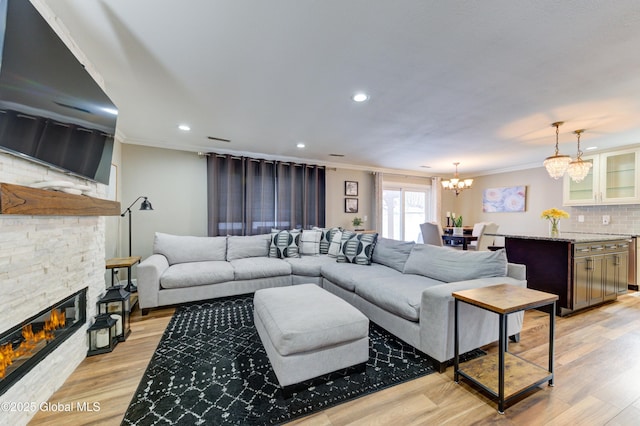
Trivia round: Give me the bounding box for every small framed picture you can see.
[345,181,358,196]
[345,198,358,213]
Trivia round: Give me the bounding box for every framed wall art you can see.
[345,180,358,196]
[345,198,358,213]
[482,186,526,212]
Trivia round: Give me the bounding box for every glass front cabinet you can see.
[564,148,639,206]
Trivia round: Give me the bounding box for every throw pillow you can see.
[337,231,378,265]
[299,229,321,256]
[313,226,341,254]
[269,229,301,258]
[327,229,343,257]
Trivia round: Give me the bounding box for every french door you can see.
[382,186,431,242]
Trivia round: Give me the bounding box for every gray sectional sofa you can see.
[137,231,526,371]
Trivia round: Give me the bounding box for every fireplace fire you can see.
[0,288,86,396]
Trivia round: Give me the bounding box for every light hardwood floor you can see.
[29,292,640,425]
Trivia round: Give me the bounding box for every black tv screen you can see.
[0,0,117,185]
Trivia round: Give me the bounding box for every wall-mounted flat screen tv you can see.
[0,0,117,185]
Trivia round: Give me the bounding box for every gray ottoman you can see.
[253,284,369,392]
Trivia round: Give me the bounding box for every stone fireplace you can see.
[0,288,87,396]
[0,153,110,425]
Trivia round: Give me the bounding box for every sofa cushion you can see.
[154,232,227,265]
[159,261,234,289]
[230,257,292,280]
[299,229,321,256]
[314,227,341,254]
[269,229,302,258]
[372,238,415,272]
[355,274,444,321]
[285,254,336,277]
[327,229,343,257]
[227,234,270,261]
[321,262,402,292]
[337,231,378,265]
[403,245,508,283]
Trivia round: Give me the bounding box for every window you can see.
[382,184,432,242]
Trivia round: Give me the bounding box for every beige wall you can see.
[444,167,564,240]
[120,144,208,260]
[326,168,373,230]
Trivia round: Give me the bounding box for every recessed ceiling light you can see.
[178,124,191,131]
[297,142,306,148]
[102,107,118,115]
[352,93,369,103]
[585,146,598,151]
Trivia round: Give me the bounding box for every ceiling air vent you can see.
[329,153,345,157]
[207,136,231,143]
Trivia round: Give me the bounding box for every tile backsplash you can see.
[567,205,640,235]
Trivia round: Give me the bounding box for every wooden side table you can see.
[106,256,141,293]
[453,284,558,414]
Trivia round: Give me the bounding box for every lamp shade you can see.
[139,198,153,210]
[567,158,592,183]
[544,154,571,179]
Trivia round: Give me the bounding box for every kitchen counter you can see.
[487,232,633,243]
[494,233,631,316]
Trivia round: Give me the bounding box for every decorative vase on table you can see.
[452,215,463,235]
[541,208,569,238]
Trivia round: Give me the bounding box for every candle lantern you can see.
[97,285,131,341]
[87,314,117,356]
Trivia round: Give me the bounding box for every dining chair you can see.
[420,222,444,246]
[469,222,499,250]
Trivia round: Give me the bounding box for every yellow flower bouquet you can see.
[541,208,569,236]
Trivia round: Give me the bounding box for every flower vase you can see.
[549,220,560,237]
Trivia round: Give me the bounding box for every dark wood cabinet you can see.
[504,236,630,316]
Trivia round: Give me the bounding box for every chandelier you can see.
[442,162,473,196]
[567,129,592,182]
[543,122,571,179]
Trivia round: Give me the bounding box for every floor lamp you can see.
[120,196,153,291]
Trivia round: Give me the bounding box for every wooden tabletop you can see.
[106,256,141,269]
[452,284,558,314]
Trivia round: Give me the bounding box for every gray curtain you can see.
[207,154,325,236]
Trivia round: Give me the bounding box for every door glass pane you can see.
[404,191,426,241]
[382,189,401,240]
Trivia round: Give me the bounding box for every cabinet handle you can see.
[592,246,604,251]
[614,255,620,266]
[605,245,617,250]
[586,258,593,270]
[578,247,590,253]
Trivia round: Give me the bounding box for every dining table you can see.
[441,233,478,250]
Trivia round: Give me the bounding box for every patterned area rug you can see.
[122,294,482,425]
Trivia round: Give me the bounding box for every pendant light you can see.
[567,129,592,183]
[441,162,473,196]
[544,122,571,179]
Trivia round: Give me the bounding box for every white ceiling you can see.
[40,0,640,176]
